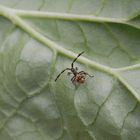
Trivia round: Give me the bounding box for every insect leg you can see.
[67,72,72,75]
[71,76,75,84]
[78,71,94,77]
[55,68,71,81]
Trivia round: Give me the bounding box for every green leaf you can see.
[0,1,140,140]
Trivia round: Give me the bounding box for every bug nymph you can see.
[55,52,94,85]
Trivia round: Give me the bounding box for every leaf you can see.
[0,1,140,140]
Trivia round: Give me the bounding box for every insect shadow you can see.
[55,52,94,87]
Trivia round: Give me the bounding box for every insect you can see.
[55,52,94,85]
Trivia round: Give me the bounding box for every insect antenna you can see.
[55,68,71,81]
[71,51,84,68]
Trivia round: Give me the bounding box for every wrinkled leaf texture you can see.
[0,0,140,140]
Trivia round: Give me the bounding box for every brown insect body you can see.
[55,52,94,85]
[73,74,85,84]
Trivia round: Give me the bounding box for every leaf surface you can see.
[0,1,140,140]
